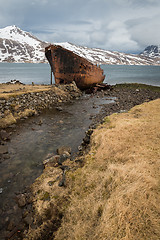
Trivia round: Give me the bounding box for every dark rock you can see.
[82,135,90,145]
[57,146,71,155]
[60,165,70,171]
[58,172,66,187]
[58,154,70,165]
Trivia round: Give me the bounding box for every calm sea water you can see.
[0,63,160,86]
[101,65,160,86]
[0,63,51,85]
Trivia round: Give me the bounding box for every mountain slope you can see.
[0,26,160,65]
[54,42,160,65]
[0,25,48,63]
[140,45,160,58]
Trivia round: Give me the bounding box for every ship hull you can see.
[45,45,105,90]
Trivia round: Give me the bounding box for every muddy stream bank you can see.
[1,83,160,239]
[0,92,114,238]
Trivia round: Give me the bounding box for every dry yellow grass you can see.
[0,83,51,99]
[53,99,160,240]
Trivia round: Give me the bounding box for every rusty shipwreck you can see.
[45,44,105,90]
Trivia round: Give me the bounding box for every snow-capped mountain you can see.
[140,45,160,58]
[54,42,160,65]
[0,25,48,63]
[0,26,160,65]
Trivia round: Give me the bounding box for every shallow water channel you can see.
[0,93,114,234]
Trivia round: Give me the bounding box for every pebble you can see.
[16,194,27,208]
[56,106,63,111]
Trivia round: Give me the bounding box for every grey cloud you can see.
[68,20,92,26]
[0,0,160,53]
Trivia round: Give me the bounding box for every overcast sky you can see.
[0,0,160,53]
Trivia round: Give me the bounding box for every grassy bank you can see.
[56,100,160,240]
[57,99,160,239]
[25,98,160,240]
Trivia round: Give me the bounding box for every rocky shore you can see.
[0,82,82,166]
[90,83,160,128]
[0,83,160,239]
[0,82,82,129]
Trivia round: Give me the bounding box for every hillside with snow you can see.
[0,25,160,65]
[54,42,160,65]
[0,25,48,63]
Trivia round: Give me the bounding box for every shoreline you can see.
[0,83,160,239]
[0,82,82,129]
[23,87,160,240]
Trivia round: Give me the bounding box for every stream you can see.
[0,93,115,237]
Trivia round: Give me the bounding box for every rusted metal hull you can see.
[45,45,105,90]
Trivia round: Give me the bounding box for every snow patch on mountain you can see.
[0,26,160,65]
[140,45,160,58]
[54,42,160,65]
[0,25,48,63]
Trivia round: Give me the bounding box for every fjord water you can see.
[101,64,160,86]
[0,63,51,85]
[0,63,160,86]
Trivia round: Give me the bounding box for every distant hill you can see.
[0,25,160,65]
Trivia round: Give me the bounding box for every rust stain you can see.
[45,45,105,90]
